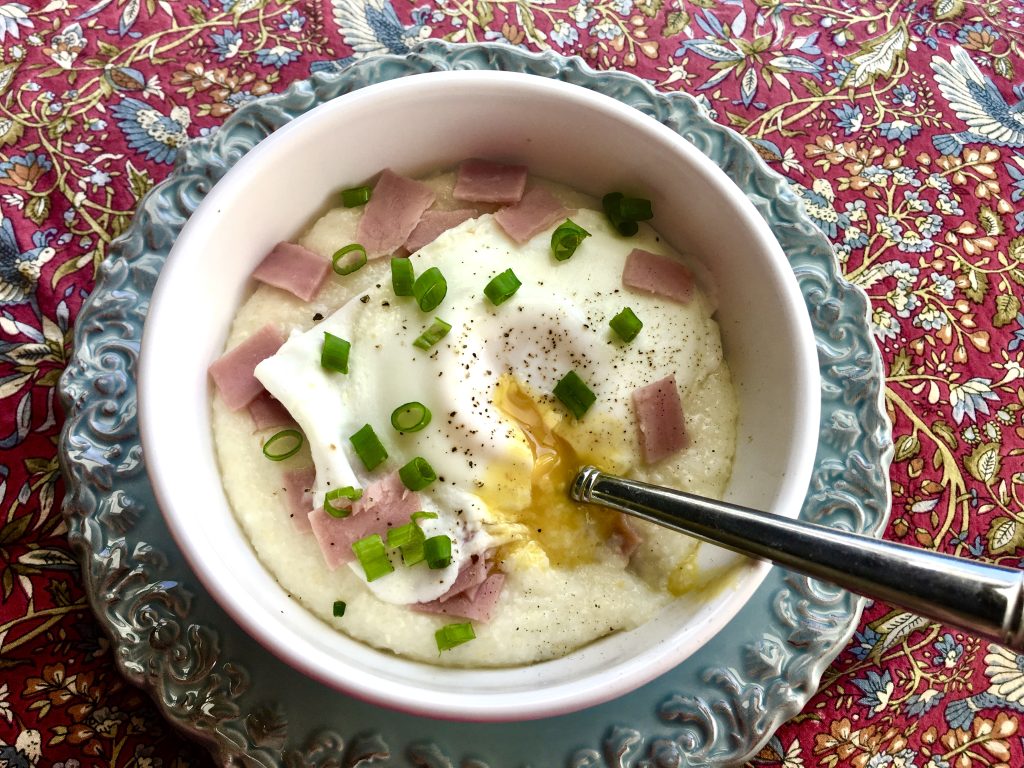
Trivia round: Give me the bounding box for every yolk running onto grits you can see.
[485,375,619,568]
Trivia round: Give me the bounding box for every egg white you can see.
[255,208,719,605]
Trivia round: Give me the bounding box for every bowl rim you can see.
[138,69,820,722]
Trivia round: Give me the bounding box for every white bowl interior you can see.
[140,71,820,721]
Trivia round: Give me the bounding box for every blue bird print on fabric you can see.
[110,97,191,164]
[0,217,56,312]
[310,0,432,75]
[944,645,1024,730]
[930,46,1024,156]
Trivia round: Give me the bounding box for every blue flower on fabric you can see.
[879,120,921,142]
[905,689,945,717]
[1010,314,1024,352]
[934,633,964,668]
[280,9,307,32]
[109,98,190,164]
[255,45,300,69]
[949,378,1000,424]
[829,59,852,87]
[1005,157,1024,201]
[852,669,895,715]
[831,103,863,135]
[210,28,242,61]
[957,21,1000,44]
[892,84,918,107]
[549,21,579,48]
[850,626,880,660]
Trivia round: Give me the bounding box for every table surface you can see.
[2,2,1023,766]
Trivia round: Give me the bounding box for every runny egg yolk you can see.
[483,375,619,568]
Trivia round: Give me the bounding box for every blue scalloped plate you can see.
[58,41,892,767]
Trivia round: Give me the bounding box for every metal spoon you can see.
[571,466,1024,651]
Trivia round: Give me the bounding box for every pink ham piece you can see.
[404,209,476,253]
[437,553,491,603]
[208,324,286,410]
[494,187,570,243]
[413,573,505,622]
[251,242,330,302]
[453,159,528,204]
[610,515,642,559]
[247,392,293,431]
[307,472,420,569]
[632,374,687,464]
[356,169,436,258]
[282,466,316,532]
[622,248,695,304]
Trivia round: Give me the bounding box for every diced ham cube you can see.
[307,472,420,569]
[632,374,687,464]
[413,573,505,622]
[208,325,286,410]
[283,466,316,532]
[404,209,476,253]
[247,392,294,431]
[356,169,436,258]
[494,187,570,243]
[251,242,330,302]
[453,159,528,204]
[622,248,694,304]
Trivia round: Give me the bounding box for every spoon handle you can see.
[572,466,1024,650]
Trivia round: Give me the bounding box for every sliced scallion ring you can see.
[391,258,415,296]
[550,219,591,261]
[609,306,643,343]
[602,192,653,236]
[413,266,447,312]
[340,185,371,207]
[332,600,346,617]
[483,268,522,306]
[324,486,362,518]
[321,332,351,373]
[349,424,387,471]
[435,621,475,652]
[424,534,453,569]
[553,370,596,419]
[262,429,303,461]
[352,533,393,581]
[412,317,451,350]
[391,402,432,433]
[399,456,437,491]
[332,243,367,275]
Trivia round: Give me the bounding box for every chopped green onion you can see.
[341,185,371,207]
[436,621,475,652]
[424,535,453,569]
[324,486,362,518]
[413,266,447,312]
[413,317,451,350]
[332,243,367,275]
[609,307,643,343]
[391,258,415,296]
[391,401,432,433]
[399,531,426,566]
[484,268,522,306]
[332,600,346,617]
[550,219,591,261]
[352,534,394,581]
[349,424,387,471]
[602,192,653,236]
[412,511,438,522]
[262,429,303,461]
[321,332,351,373]
[399,456,437,491]
[553,370,597,419]
[387,521,422,549]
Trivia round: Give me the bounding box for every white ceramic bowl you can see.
[139,71,820,722]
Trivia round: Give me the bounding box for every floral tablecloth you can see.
[2,1,1023,766]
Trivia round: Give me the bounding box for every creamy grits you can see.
[210,171,738,666]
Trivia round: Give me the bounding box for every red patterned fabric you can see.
[1,2,1022,766]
